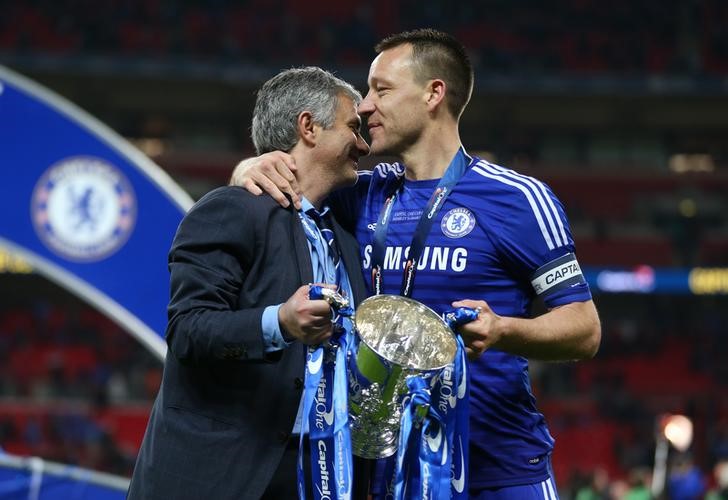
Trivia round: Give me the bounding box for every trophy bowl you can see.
[348,294,457,459]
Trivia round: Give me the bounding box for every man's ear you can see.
[425,79,446,112]
[297,111,318,147]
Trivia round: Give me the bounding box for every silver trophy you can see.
[347,294,458,459]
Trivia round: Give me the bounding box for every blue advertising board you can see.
[0,65,194,359]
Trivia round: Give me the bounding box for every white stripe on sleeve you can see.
[480,162,565,247]
[472,164,556,250]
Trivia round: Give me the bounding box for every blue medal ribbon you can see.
[444,307,480,327]
[299,285,354,500]
[443,308,474,499]
[419,400,448,500]
[393,376,430,499]
[299,345,324,498]
[333,320,353,498]
[442,335,470,499]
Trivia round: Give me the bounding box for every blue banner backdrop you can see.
[0,453,128,500]
[0,65,194,359]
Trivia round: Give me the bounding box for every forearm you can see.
[494,300,601,361]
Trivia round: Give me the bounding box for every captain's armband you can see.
[530,253,586,298]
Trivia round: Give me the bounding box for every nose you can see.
[356,134,370,157]
[358,91,375,116]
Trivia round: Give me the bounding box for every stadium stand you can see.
[2,0,728,76]
[0,288,159,477]
[1,2,727,496]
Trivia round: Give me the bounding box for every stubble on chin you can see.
[370,139,393,157]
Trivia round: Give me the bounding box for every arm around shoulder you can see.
[229,152,301,209]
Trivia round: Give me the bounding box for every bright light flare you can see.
[662,414,693,452]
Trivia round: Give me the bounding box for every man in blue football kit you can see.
[232,29,601,499]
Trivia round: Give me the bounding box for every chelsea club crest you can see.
[441,207,475,239]
[31,156,137,262]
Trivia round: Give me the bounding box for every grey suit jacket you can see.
[127,186,367,500]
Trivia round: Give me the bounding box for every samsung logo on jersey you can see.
[363,245,468,272]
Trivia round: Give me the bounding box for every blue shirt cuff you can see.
[261,304,290,353]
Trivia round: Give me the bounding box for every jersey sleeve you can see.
[490,176,592,308]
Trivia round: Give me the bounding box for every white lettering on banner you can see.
[317,440,332,500]
[531,256,583,295]
[437,367,456,412]
[336,433,350,498]
[314,377,334,430]
[362,245,468,273]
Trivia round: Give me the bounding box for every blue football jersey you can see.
[330,150,592,488]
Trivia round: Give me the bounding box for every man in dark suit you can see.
[128,67,370,500]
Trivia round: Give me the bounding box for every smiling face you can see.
[358,44,429,157]
[315,93,370,190]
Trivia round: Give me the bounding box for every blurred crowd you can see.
[1,0,727,76]
[537,294,728,499]
[0,299,160,476]
[546,175,728,269]
[569,457,728,499]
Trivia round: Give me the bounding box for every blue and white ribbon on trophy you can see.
[376,306,474,500]
[442,307,476,499]
[298,285,355,500]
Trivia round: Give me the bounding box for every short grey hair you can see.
[252,67,362,154]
